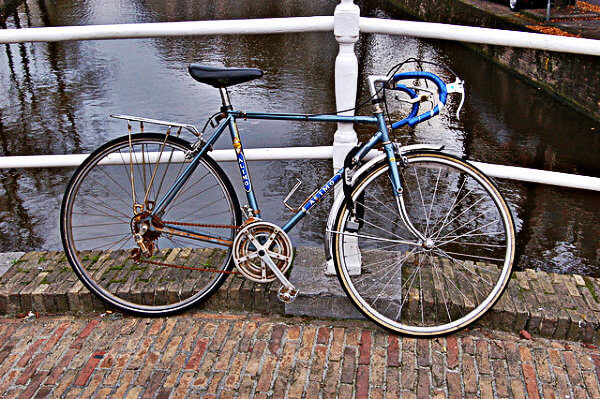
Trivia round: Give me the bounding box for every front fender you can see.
[324,144,443,262]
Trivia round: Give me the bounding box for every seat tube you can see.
[229,116,260,219]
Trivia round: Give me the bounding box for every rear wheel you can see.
[61,133,241,315]
[331,152,515,336]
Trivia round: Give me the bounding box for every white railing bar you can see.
[0,146,335,168]
[360,18,600,56]
[0,16,598,57]
[471,162,600,192]
[0,17,334,44]
[1,150,599,192]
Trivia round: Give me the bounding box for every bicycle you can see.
[60,61,516,336]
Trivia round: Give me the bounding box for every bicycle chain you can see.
[137,221,241,274]
[162,221,239,229]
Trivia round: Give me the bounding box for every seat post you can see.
[219,87,233,111]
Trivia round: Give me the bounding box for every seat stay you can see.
[152,117,231,217]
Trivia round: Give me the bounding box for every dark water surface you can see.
[1,0,599,276]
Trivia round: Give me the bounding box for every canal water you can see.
[1,0,599,276]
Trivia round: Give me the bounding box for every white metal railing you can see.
[2,15,598,55]
[1,0,599,192]
[359,18,600,56]
[0,16,334,43]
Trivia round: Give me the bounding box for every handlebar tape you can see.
[391,71,448,127]
[390,86,419,130]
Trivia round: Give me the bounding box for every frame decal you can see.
[302,171,343,212]
[237,151,252,192]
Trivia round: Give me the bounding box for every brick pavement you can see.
[3,250,600,344]
[0,310,599,398]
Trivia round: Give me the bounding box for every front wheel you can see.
[331,152,515,336]
[61,133,241,316]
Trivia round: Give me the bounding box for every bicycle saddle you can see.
[188,64,263,88]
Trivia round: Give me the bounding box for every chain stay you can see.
[162,221,239,229]
[134,221,242,273]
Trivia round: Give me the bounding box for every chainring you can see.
[232,221,293,283]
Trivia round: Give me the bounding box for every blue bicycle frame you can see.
[151,71,446,244]
[152,111,391,232]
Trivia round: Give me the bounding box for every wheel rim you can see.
[334,154,515,335]
[62,135,238,313]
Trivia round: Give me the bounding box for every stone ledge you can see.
[0,250,283,317]
[1,248,600,343]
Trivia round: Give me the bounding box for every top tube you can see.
[229,111,379,125]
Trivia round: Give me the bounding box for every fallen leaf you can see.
[519,330,532,340]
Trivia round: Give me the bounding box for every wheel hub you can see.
[130,211,163,258]
[422,238,435,249]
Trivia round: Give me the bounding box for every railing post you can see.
[328,0,361,275]
[333,0,359,179]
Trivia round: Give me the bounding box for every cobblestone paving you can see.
[4,250,600,344]
[0,310,599,398]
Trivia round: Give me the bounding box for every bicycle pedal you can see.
[277,286,298,303]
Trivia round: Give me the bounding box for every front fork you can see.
[378,114,427,243]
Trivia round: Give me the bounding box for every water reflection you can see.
[1,0,599,277]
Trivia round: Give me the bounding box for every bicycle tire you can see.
[331,151,515,336]
[61,133,241,316]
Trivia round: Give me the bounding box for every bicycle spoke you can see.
[78,200,131,221]
[435,205,496,242]
[428,179,470,238]
[429,255,452,323]
[355,248,418,289]
[153,147,178,204]
[168,170,211,205]
[165,182,220,214]
[97,167,137,208]
[356,203,412,242]
[330,230,419,247]
[88,233,132,251]
[438,249,504,263]
[425,167,442,236]
[436,249,494,291]
[143,136,170,205]
[72,221,129,228]
[412,165,430,229]
[436,221,502,248]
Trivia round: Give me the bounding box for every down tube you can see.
[281,169,344,232]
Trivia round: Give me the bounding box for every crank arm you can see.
[259,252,296,292]
[155,227,233,247]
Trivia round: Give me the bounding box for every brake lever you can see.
[446,78,465,120]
